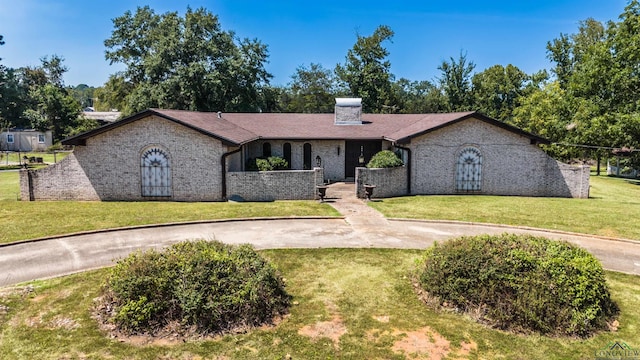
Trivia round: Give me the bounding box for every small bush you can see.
[99,240,291,335]
[246,156,289,171]
[367,150,403,168]
[415,234,618,337]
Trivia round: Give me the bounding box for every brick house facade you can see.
[20,99,590,201]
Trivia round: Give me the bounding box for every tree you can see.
[392,78,447,113]
[285,63,338,113]
[471,64,530,121]
[438,52,475,111]
[104,6,272,114]
[20,56,85,141]
[92,74,133,112]
[546,18,605,89]
[335,25,398,113]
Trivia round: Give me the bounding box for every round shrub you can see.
[366,150,404,168]
[416,234,618,337]
[99,240,291,335]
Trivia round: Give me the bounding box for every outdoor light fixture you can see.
[358,146,365,165]
[316,155,322,167]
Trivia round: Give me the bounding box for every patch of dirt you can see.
[389,327,477,360]
[373,315,390,323]
[48,315,80,330]
[458,340,478,356]
[298,315,347,348]
[392,327,451,360]
[298,301,347,348]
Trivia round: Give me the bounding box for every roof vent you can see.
[335,98,362,125]
[217,111,222,119]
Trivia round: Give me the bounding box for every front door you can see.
[344,140,382,178]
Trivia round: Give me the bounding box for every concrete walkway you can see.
[1,182,639,287]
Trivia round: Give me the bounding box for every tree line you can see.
[2,1,640,165]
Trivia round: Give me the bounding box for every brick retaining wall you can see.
[226,168,324,201]
[355,166,407,199]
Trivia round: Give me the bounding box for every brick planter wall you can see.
[355,166,407,198]
[226,168,324,201]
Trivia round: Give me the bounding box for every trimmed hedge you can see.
[416,234,618,337]
[99,240,291,335]
[366,150,403,168]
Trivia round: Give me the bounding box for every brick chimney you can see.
[335,98,362,125]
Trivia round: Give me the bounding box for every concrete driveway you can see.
[1,183,639,287]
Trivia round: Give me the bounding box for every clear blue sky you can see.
[0,0,628,87]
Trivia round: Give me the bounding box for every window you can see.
[141,147,172,197]
[38,134,45,143]
[303,143,312,170]
[283,143,291,169]
[262,142,271,157]
[7,134,14,143]
[455,147,482,192]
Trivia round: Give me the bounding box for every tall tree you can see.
[471,64,532,121]
[438,52,475,111]
[285,63,339,113]
[20,56,85,141]
[392,78,447,114]
[335,25,398,113]
[105,6,272,114]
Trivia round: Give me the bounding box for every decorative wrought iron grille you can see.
[455,147,482,192]
[141,147,171,197]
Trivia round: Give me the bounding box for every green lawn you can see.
[0,249,637,360]
[0,171,339,244]
[0,151,70,165]
[370,175,640,240]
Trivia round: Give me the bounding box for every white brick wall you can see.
[355,166,407,198]
[226,168,324,201]
[407,118,589,198]
[22,116,229,201]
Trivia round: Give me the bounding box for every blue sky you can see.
[0,0,628,87]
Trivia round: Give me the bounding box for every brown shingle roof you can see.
[63,108,548,146]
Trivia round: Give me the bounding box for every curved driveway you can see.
[1,183,639,286]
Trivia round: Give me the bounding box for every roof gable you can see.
[62,109,258,146]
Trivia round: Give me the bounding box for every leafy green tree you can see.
[105,6,272,114]
[71,84,97,109]
[285,63,338,113]
[392,78,447,113]
[335,25,398,113]
[19,56,86,141]
[92,74,133,112]
[0,67,29,129]
[471,64,530,121]
[438,52,475,111]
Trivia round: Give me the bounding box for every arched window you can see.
[141,147,172,197]
[303,143,312,170]
[263,142,272,157]
[283,143,291,169]
[455,147,482,192]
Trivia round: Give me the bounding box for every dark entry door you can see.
[345,140,382,178]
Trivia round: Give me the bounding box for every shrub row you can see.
[416,234,618,337]
[101,240,291,335]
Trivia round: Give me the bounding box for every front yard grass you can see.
[0,170,339,244]
[0,248,637,360]
[369,175,640,240]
